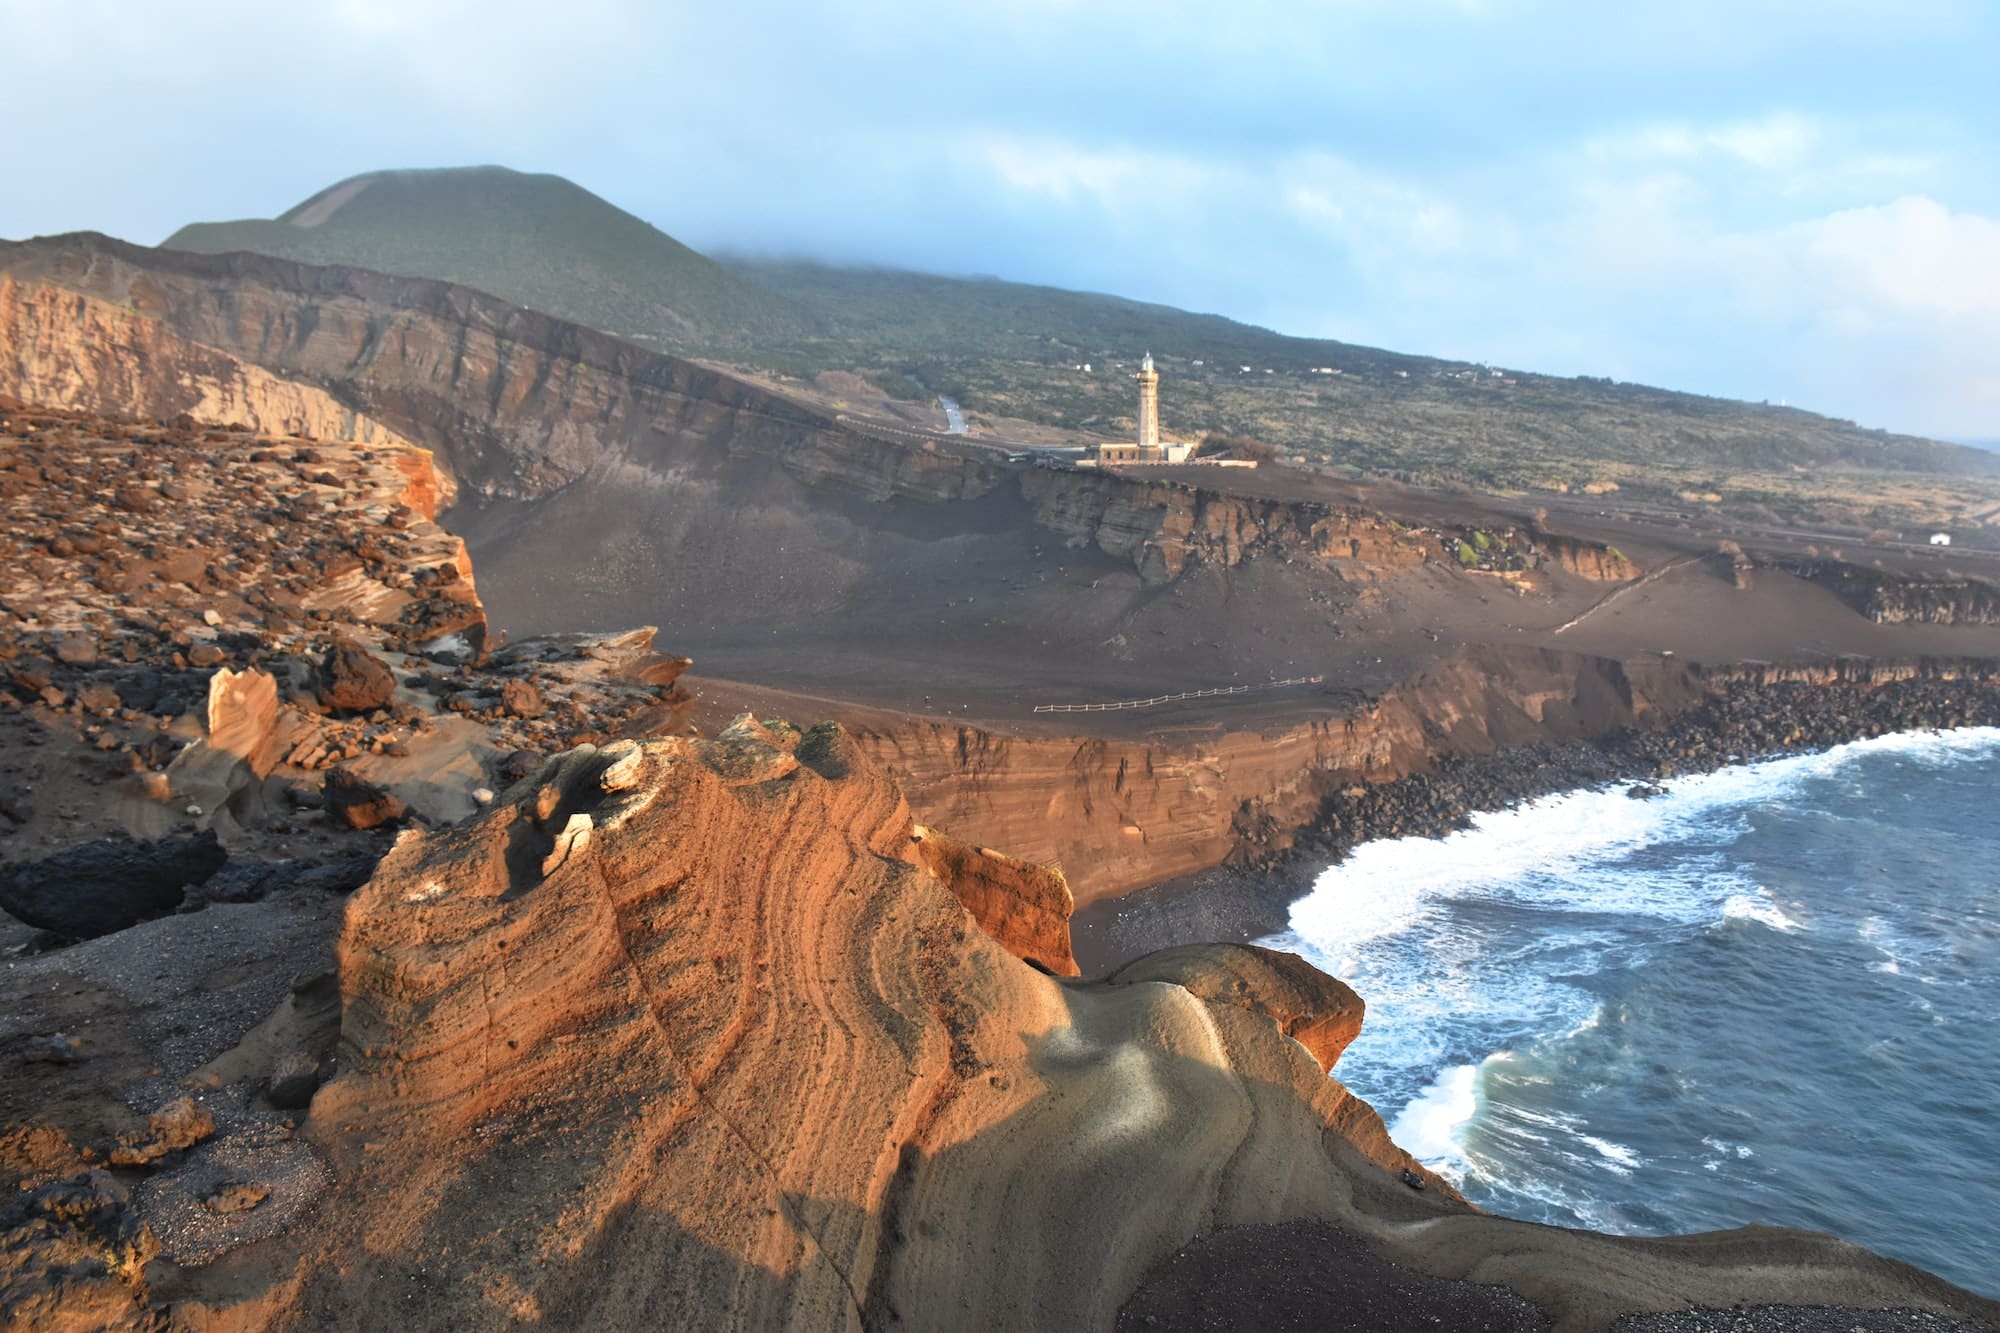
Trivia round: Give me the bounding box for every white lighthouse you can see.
[1135,351,1161,450]
[1088,352,1192,465]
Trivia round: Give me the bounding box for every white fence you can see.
[1031,675,1324,714]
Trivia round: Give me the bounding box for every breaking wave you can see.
[1265,726,2000,1296]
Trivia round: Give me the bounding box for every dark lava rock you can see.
[1118,1220,1549,1332]
[0,785,34,827]
[498,749,544,784]
[293,850,385,894]
[323,769,407,831]
[0,830,228,938]
[199,858,280,904]
[266,1051,322,1110]
[21,1034,79,1065]
[113,669,162,712]
[316,639,396,714]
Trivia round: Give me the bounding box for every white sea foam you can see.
[1387,1063,1480,1172]
[1271,724,2000,1218]
[1721,890,1803,932]
[1579,1134,1642,1171]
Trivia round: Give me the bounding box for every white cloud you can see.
[1797,196,2000,317]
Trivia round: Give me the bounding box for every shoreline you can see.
[1072,669,2000,974]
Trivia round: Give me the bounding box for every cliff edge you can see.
[12,727,1987,1332]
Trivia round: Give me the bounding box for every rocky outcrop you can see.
[0,830,228,937]
[1778,557,2000,626]
[856,645,1696,905]
[1107,944,1363,1072]
[144,731,1435,1330]
[1533,528,1639,582]
[140,729,2000,1331]
[0,276,442,501]
[315,639,396,714]
[909,823,1077,976]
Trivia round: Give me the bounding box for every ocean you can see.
[1267,727,2000,1299]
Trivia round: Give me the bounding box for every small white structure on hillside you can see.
[1931,532,1953,546]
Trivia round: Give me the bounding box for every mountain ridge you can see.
[146,164,2000,526]
[163,165,806,347]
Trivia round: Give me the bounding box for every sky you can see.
[3,0,1997,442]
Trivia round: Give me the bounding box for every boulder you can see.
[52,634,97,666]
[266,1052,322,1110]
[909,823,1078,976]
[499,677,545,718]
[204,667,279,775]
[109,1096,215,1166]
[315,639,396,714]
[292,850,384,894]
[323,768,406,831]
[0,831,228,937]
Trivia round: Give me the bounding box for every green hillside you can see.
[163,166,806,346]
[159,166,2000,532]
[729,258,1424,374]
[731,259,2000,503]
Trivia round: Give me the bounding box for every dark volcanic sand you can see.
[1116,1226,1997,1333]
[1116,1221,1551,1332]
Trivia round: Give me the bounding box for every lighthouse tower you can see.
[1135,351,1161,452]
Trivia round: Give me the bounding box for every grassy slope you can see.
[164,166,806,346]
[156,167,1999,530]
[729,258,2000,531]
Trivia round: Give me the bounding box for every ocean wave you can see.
[1285,727,2000,973]
[1273,724,2000,1194]
[1386,1063,1479,1174]
[1720,890,1804,932]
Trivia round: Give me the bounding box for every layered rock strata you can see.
[118,728,1998,1332]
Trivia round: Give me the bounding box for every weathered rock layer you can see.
[143,729,2000,1332]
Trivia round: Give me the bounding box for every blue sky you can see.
[4,0,1996,441]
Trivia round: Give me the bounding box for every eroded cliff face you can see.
[0,235,1620,593]
[155,728,1447,1332]
[1777,557,2000,626]
[0,277,449,507]
[854,646,1697,906]
[125,725,2000,1333]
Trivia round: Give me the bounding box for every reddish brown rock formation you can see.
[909,823,1078,976]
[124,729,1996,1332]
[855,645,1700,906]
